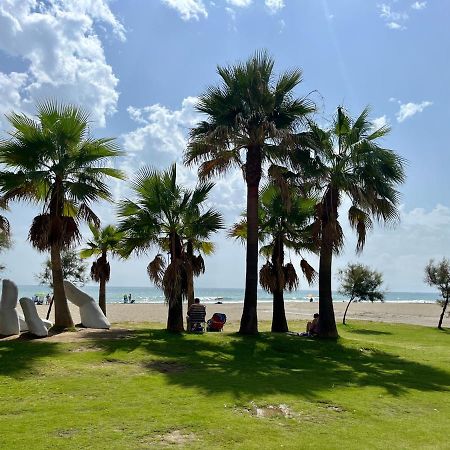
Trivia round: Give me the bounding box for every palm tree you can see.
[80,224,124,316]
[231,183,317,332]
[118,164,223,332]
[0,101,124,328]
[185,51,315,334]
[291,107,405,337]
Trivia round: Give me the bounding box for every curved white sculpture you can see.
[19,297,49,337]
[64,281,110,329]
[0,279,20,336]
[19,314,52,332]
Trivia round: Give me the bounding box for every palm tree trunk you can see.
[271,235,288,332]
[318,240,338,338]
[186,243,195,308]
[342,296,354,325]
[167,298,184,332]
[239,146,261,335]
[99,277,107,316]
[50,243,74,329]
[186,270,194,309]
[272,288,288,332]
[166,232,185,332]
[438,296,449,329]
[240,183,259,334]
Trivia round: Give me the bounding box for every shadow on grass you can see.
[84,327,450,400]
[345,329,392,336]
[0,339,61,378]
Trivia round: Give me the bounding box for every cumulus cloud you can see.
[161,0,286,20]
[0,0,123,128]
[0,72,28,119]
[226,0,252,7]
[162,0,208,20]
[123,97,199,160]
[372,115,389,130]
[337,204,450,291]
[121,96,246,219]
[265,0,285,14]
[396,101,432,123]
[411,1,427,10]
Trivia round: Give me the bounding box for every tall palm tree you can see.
[185,51,315,334]
[291,107,405,337]
[0,101,124,328]
[231,183,317,332]
[118,164,223,332]
[80,224,124,316]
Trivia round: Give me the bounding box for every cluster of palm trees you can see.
[0,51,405,337]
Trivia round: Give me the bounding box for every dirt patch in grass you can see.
[55,428,79,438]
[316,400,346,413]
[238,402,296,419]
[143,360,188,373]
[69,345,103,353]
[157,430,197,446]
[139,430,197,447]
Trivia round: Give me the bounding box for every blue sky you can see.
[0,0,449,292]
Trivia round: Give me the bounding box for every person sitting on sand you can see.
[306,313,319,335]
[187,298,206,331]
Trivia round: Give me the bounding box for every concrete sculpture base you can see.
[19,297,49,337]
[64,281,110,329]
[0,279,19,336]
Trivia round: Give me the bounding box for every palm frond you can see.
[260,262,276,293]
[300,258,317,285]
[283,262,299,291]
[147,254,166,289]
[29,214,81,251]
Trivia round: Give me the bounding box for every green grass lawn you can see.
[1,321,449,449]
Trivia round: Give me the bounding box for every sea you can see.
[17,285,440,305]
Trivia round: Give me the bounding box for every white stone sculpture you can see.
[19,297,49,337]
[19,314,52,332]
[64,281,110,329]
[0,279,20,336]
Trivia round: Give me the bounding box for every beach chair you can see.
[206,313,226,332]
[186,305,206,332]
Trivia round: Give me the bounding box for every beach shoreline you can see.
[36,301,446,328]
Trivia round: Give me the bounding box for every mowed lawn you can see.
[0,321,449,449]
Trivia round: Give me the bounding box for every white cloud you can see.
[0,0,123,127]
[378,3,408,30]
[0,72,28,119]
[411,1,427,10]
[227,0,252,7]
[386,21,404,30]
[378,3,408,21]
[121,96,246,220]
[396,101,432,123]
[336,204,450,291]
[265,0,285,14]
[372,115,389,129]
[162,0,208,20]
[123,97,199,159]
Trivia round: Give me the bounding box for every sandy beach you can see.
[36,301,445,328]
